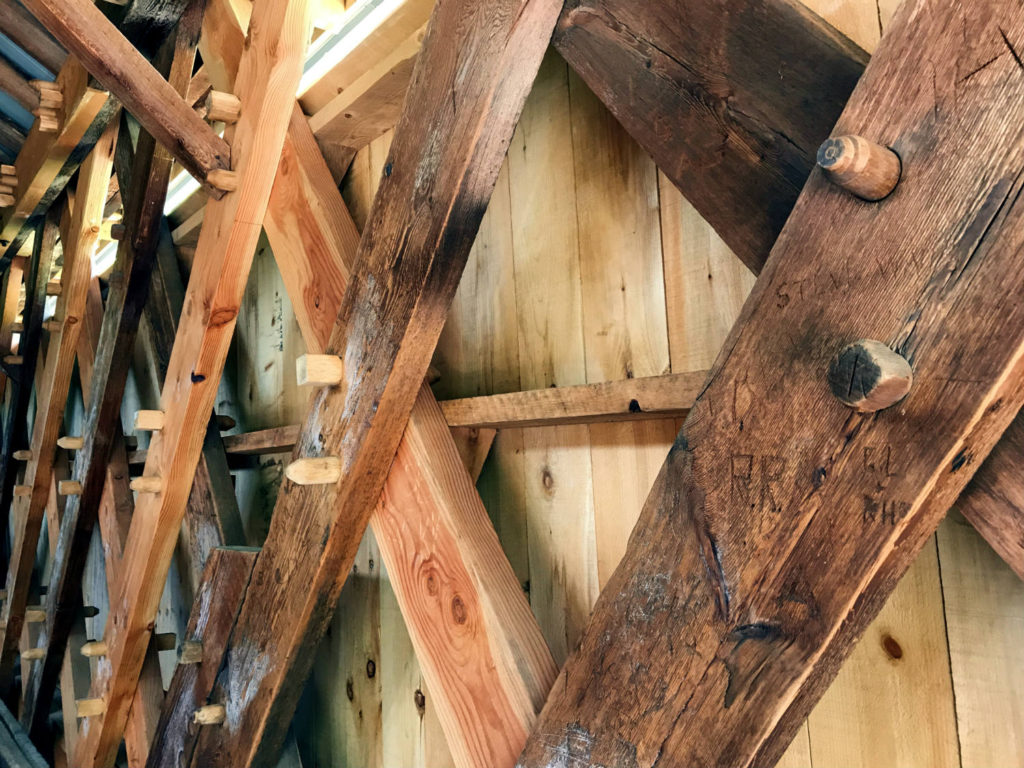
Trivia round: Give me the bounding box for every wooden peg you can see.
[10,321,23,333]
[57,436,84,450]
[193,704,226,726]
[204,90,242,124]
[285,457,342,486]
[13,450,31,461]
[58,480,83,496]
[215,414,236,431]
[14,485,31,497]
[76,698,106,718]
[0,194,14,208]
[43,319,62,333]
[4,355,23,365]
[133,410,165,431]
[828,339,913,413]
[130,476,162,494]
[296,354,344,387]
[81,605,100,618]
[21,648,44,661]
[817,135,901,201]
[179,640,203,664]
[154,632,178,652]
[45,281,61,296]
[25,607,45,623]
[98,220,124,241]
[206,169,238,192]
[81,641,108,658]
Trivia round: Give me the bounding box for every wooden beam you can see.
[69,0,312,761]
[187,0,562,765]
[0,0,67,74]
[144,547,259,768]
[18,6,206,743]
[19,0,231,194]
[0,57,39,113]
[0,57,111,259]
[0,699,46,768]
[517,2,1024,765]
[0,116,25,155]
[0,119,117,689]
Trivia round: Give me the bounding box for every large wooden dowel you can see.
[19,0,230,195]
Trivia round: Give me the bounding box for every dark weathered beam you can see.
[553,0,866,274]
[0,699,47,768]
[0,57,39,113]
[69,0,312,761]
[18,5,204,741]
[0,115,25,154]
[145,546,259,768]
[517,2,1024,765]
[19,0,231,194]
[0,0,66,74]
[185,0,562,764]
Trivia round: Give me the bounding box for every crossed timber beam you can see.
[515,1,1024,764]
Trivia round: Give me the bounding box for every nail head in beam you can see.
[25,608,45,623]
[193,704,226,726]
[206,168,238,192]
[57,436,84,450]
[76,698,106,718]
[133,410,165,431]
[817,135,901,201]
[130,476,162,493]
[285,456,342,486]
[3,355,23,365]
[296,354,344,387]
[45,281,62,296]
[21,648,45,660]
[13,450,31,461]
[58,480,83,496]
[179,640,203,664]
[80,641,108,658]
[828,339,913,413]
[205,91,242,124]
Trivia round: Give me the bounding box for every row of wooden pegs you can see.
[0,165,16,208]
[30,80,63,133]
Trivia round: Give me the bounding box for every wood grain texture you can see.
[517,1,1024,765]
[19,0,230,193]
[70,0,312,761]
[0,0,66,73]
[0,57,40,113]
[0,120,116,689]
[191,1,563,764]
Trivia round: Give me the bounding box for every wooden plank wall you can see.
[177,0,1024,765]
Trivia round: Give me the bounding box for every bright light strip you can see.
[163,170,203,216]
[92,241,118,278]
[298,0,405,97]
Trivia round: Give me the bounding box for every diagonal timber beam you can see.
[19,2,207,744]
[0,0,67,74]
[183,0,562,765]
[0,57,112,260]
[18,0,231,195]
[0,119,118,689]
[68,0,314,762]
[516,2,1024,765]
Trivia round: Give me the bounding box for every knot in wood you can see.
[828,339,912,413]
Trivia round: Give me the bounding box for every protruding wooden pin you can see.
[14,485,31,497]
[13,450,31,461]
[81,605,100,618]
[133,410,165,431]
[193,704,226,726]
[4,355,23,365]
[296,354,344,387]
[80,641,108,658]
[58,480,83,496]
[57,436,84,450]
[130,476,162,494]
[45,281,62,296]
[204,91,242,124]
[0,194,14,208]
[179,640,203,664]
[828,339,912,413]
[25,607,45,623]
[817,135,901,201]
[76,698,106,718]
[215,414,236,431]
[285,457,342,485]
[43,319,62,333]
[207,169,238,193]
[21,647,44,660]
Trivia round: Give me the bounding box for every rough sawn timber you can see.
[516,1,1024,765]
[187,0,563,765]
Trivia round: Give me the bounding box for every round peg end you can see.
[828,339,912,413]
[817,135,901,201]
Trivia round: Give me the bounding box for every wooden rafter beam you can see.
[518,2,1024,765]
[184,1,562,765]
[0,0,67,74]
[69,0,313,762]
[0,57,111,260]
[18,0,231,195]
[0,57,39,113]
[18,3,206,742]
[0,119,117,689]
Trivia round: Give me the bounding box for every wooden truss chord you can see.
[0,0,67,74]
[516,1,1024,764]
